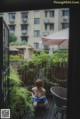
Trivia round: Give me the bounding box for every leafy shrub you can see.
[10,41,32,47]
[10,67,34,119]
[9,34,17,43]
[52,50,68,63]
[10,50,68,94]
[10,55,22,62]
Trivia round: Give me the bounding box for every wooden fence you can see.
[10,61,68,95]
[17,61,67,86]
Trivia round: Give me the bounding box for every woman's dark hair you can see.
[35,79,44,87]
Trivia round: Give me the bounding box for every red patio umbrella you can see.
[42,28,69,46]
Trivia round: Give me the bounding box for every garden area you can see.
[9,49,68,119]
[1,18,68,119]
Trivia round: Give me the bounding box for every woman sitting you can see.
[32,79,48,110]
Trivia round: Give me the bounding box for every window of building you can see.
[21,24,28,30]
[62,23,69,29]
[21,24,28,34]
[9,13,16,20]
[0,13,3,17]
[9,25,15,34]
[21,36,28,42]
[9,13,16,23]
[34,18,40,24]
[45,23,54,30]
[45,11,54,17]
[45,11,48,17]
[50,23,54,30]
[21,12,28,18]
[45,24,49,30]
[44,45,49,50]
[34,42,39,49]
[62,10,69,16]
[50,11,54,17]
[34,30,40,37]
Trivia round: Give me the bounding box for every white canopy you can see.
[24,47,30,59]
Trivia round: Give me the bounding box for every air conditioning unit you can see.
[22,30,27,34]
[43,32,49,36]
[63,16,69,21]
[10,30,14,34]
[10,19,14,23]
[22,18,27,22]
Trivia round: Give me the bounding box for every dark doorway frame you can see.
[0,1,80,119]
[0,17,10,109]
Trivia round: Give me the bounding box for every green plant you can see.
[10,67,34,119]
[9,34,17,43]
[10,50,68,94]
[10,41,32,47]
[52,50,68,63]
[10,55,22,62]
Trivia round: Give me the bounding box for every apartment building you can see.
[0,8,69,50]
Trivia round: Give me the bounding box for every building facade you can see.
[0,8,69,50]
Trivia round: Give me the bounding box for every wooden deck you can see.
[23,96,66,119]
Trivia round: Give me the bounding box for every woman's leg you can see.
[33,102,38,109]
[44,99,48,105]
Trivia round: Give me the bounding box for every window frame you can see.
[21,12,28,19]
[62,10,69,17]
[21,36,28,42]
[62,23,69,29]
[0,2,80,118]
[34,18,40,24]
[21,24,28,30]
[9,25,15,33]
[50,10,54,17]
[9,12,16,20]
[34,30,40,37]
[34,42,39,49]
[50,23,54,30]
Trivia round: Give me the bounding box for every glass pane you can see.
[62,10,69,16]
[21,12,28,18]
[9,13,16,19]
[3,23,9,46]
[1,8,69,118]
[34,18,40,24]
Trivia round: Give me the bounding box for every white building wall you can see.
[0,8,69,50]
